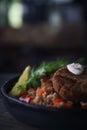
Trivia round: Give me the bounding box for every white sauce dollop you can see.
[67,63,85,75]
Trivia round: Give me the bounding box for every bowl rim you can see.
[1,76,87,113]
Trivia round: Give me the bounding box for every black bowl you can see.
[1,76,87,129]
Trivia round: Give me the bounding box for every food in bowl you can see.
[19,77,73,108]
[9,59,87,109]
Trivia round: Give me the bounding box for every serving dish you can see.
[1,76,87,129]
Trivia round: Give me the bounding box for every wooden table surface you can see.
[0,73,45,130]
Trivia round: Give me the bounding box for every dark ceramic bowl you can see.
[1,76,87,129]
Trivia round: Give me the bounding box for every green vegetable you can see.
[76,57,84,64]
[9,66,31,97]
[27,59,70,87]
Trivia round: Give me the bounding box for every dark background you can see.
[0,0,87,73]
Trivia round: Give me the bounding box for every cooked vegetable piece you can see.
[38,88,45,97]
[53,98,63,107]
[9,66,31,97]
[53,98,73,108]
[63,101,73,108]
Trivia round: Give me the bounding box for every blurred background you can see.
[0,0,87,73]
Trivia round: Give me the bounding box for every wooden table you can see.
[0,73,45,130]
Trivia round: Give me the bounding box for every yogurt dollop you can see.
[67,63,85,75]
